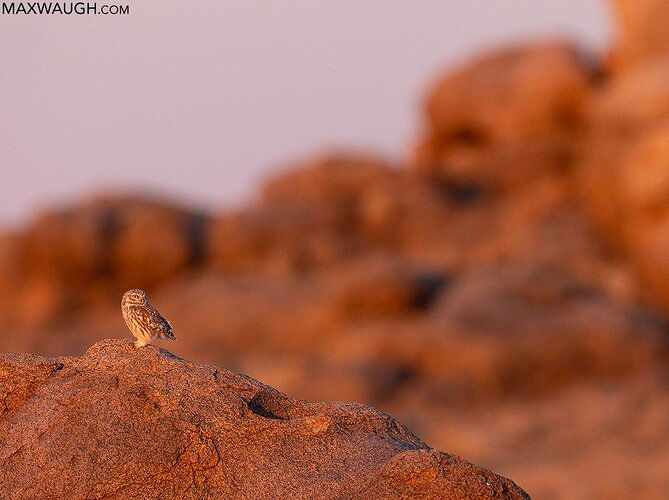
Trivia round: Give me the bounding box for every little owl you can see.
[121,289,176,348]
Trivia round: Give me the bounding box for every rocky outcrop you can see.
[261,153,397,206]
[412,42,593,192]
[23,195,208,290]
[579,58,669,310]
[207,201,355,275]
[0,340,527,499]
[608,0,669,71]
[2,195,208,327]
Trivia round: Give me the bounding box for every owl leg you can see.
[134,338,148,348]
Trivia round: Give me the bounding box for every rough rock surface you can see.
[0,340,528,500]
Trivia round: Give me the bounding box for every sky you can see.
[0,1,612,226]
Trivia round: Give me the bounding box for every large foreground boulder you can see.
[0,340,528,499]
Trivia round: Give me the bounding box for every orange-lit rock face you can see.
[593,60,669,137]
[0,340,529,499]
[0,234,27,326]
[7,195,208,326]
[601,126,669,310]
[207,201,354,275]
[609,0,669,71]
[577,55,669,311]
[413,43,594,193]
[106,200,208,289]
[22,195,207,289]
[261,153,398,205]
[579,61,669,237]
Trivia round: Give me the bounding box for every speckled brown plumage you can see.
[121,288,175,348]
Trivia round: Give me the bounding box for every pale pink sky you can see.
[1,1,611,226]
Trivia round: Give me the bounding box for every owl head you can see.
[122,288,148,307]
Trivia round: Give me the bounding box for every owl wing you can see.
[140,304,175,340]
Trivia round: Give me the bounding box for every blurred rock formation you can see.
[609,0,669,71]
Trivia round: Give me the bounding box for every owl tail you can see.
[161,330,176,340]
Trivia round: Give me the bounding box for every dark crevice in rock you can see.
[247,394,289,420]
[411,273,451,310]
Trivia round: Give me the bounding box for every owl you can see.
[121,289,176,348]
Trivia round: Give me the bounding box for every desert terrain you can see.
[3,1,669,498]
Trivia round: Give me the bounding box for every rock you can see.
[413,42,593,192]
[580,58,669,311]
[356,172,463,257]
[104,196,209,290]
[21,250,656,412]
[0,233,26,284]
[597,125,669,310]
[592,60,669,137]
[321,255,448,318]
[23,195,208,289]
[579,59,669,240]
[23,204,108,285]
[207,153,402,277]
[0,234,27,326]
[409,375,669,500]
[207,201,355,275]
[423,264,667,399]
[262,153,397,206]
[14,195,208,323]
[608,0,669,71]
[329,262,665,409]
[0,340,528,499]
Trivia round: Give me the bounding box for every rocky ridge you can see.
[0,340,528,499]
